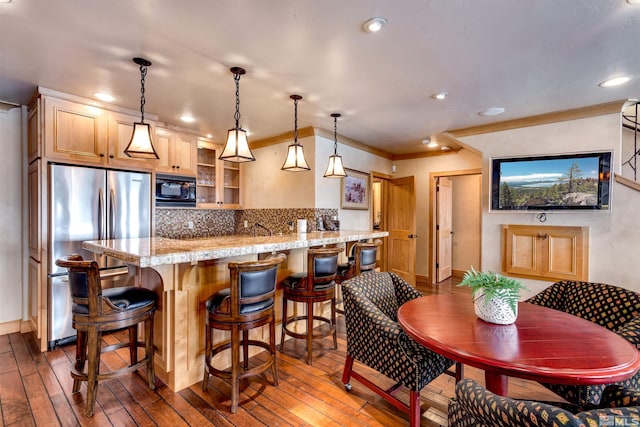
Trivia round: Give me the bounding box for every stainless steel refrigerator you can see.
[47,164,151,348]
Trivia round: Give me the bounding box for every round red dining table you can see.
[398,293,640,396]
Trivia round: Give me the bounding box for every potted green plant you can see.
[457,267,527,325]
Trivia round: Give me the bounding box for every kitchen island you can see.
[83,230,388,391]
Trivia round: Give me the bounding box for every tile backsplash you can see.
[155,208,338,239]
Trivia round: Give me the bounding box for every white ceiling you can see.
[1,0,639,155]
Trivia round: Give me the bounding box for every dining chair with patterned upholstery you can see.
[449,378,640,427]
[341,271,457,427]
[526,280,640,407]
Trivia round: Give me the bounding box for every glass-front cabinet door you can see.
[196,139,242,208]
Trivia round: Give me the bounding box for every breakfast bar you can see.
[83,230,387,391]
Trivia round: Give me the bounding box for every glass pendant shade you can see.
[220,127,254,162]
[323,112,347,178]
[281,94,310,171]
[282,143,310,171]
[125,122,159,159]
[219,66,256,162]
[324,154,346,178]
[125,57,159,159]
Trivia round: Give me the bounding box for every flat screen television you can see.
[490,152,612,211]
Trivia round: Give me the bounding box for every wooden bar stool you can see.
[280,247,342,365]
[336,239,382,314]
[203,254,285,414]
[55,255,157,417]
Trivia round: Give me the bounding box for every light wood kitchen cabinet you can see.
[43,96,108,164]
[27,99,41,163]
[28,257,44,343]
[39,93,156,170]
[106,111,157,170]
[156,127,198,176]
[28,161,41,261]
[196,140,242,208]
[502,224,589,281]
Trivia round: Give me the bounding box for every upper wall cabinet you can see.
[196,139,243,208]
[43,96,108,164]
[36,94,156,170]
[155,127,198,176]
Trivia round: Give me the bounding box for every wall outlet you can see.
[187,221,194,229]
[244,220,249,228]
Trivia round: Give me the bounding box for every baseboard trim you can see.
[416,274,429,285]
[0,319,23,336]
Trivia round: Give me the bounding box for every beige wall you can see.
[395,150,483,277]
[450,174,482,272]
[460,113,640,296]
[243,135,316,208]
[245,132,391,231]
[0,108,24,324]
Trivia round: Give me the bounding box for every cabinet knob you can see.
[176,165,180,169]
[99,153,105,158]
[109,154,114,159]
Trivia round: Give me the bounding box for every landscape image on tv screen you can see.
[492,153,610,210]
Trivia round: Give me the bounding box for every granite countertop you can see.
[82,230,389,268]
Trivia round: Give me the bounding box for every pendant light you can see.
[323,113,347,178]
[125,57,159,159]
[219,67,255,162]
[281,94,310,171]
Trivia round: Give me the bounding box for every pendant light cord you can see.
[333,115,338,155]
[293,97,299,144]
[139,63,147,123]
[234,72,241,127]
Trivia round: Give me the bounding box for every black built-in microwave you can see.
[155,174,196,207]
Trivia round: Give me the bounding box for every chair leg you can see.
[331,296,337,349]
[342,354,354,385]
[269,317,278,386]
[129,325,138,365]
[145,314,155,390]
[306,300,314,365]
[230,325,240,414]
[242,330,249,370]
[203,318,211,391]
[409,389,421,427]
[85,328,101,417]
[73,330,87,393]
[280,297,288,351]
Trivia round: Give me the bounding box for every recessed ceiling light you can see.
[180,115,196,123]
[627,0,640,4]
[479,107,506,117]
[599,76,631,87]
[363,17,387,33]
[93,92,115,102]
[432,92,448,100]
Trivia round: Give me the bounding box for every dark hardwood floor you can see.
[0,276,559,426]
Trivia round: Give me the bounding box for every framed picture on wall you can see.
[341,169,369,210]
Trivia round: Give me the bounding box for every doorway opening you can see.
[428,169,482,285]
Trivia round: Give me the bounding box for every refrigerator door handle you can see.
[109,189,116,239]
[98,188,104,240]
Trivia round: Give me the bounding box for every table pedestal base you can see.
[485,372,508,396]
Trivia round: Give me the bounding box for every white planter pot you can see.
[473,289,518,325]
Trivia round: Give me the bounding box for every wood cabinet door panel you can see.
[44,98,106,163]
[503,225,588,281]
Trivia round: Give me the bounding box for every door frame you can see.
[370,171,392,272]
[428,168,482,284]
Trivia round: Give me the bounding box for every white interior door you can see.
[436,177,453,282]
